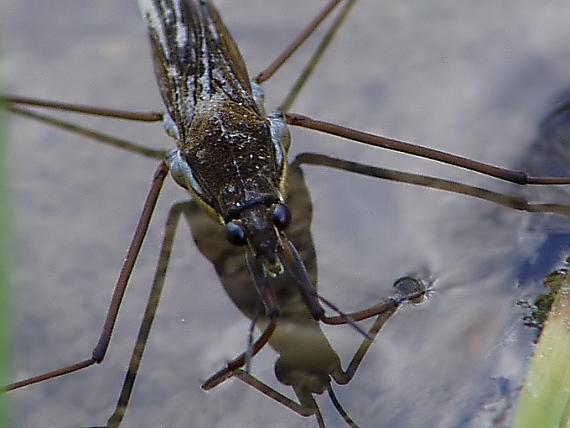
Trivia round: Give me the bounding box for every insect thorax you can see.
[167,99,290,222]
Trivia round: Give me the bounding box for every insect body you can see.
[141,0,326,321]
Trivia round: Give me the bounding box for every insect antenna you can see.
[327,384,361,428]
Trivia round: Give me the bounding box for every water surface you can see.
[5,1,570,427]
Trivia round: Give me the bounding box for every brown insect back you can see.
[142,0,288,218]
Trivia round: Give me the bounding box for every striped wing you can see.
[138,0,258,141]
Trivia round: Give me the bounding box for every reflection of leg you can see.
[202,300,407,428]
[231,369,320,418]
[104,200,192,427]
[5,162,168,392]
[244,301,264,374]
[239,370,364,428]
[332,277,425,386]
[286,113,570,185]
[292,153,570,217]
[201,319,277,390]
[332,306,397,385]
[327,384,360,428]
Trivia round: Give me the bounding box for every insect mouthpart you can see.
[261,252,285,278]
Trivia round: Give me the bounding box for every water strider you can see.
[4,0,570,427]
[4,0,426,391]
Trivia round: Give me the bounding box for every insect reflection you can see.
[100,158,428,428]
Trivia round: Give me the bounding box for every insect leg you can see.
[235,370,331,427]
[278,0,357,113]
[331,277,427,386]
[326,384,360,428]
[229,369,320,417]
[4,161,168,391]
[1,95,163,122]
[286,113,570,185]
[8,105,166,159]
[254,0,349,84]
[200,318,277,390]
[101,201,193,428]
[292,153,570,217]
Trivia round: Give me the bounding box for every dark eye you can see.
[272,203,291,230]
[225,220,247,246]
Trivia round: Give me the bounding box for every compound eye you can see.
[272,203,291,231]
[225,220,247,246]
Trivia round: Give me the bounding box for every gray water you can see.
[4,1,570,427]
